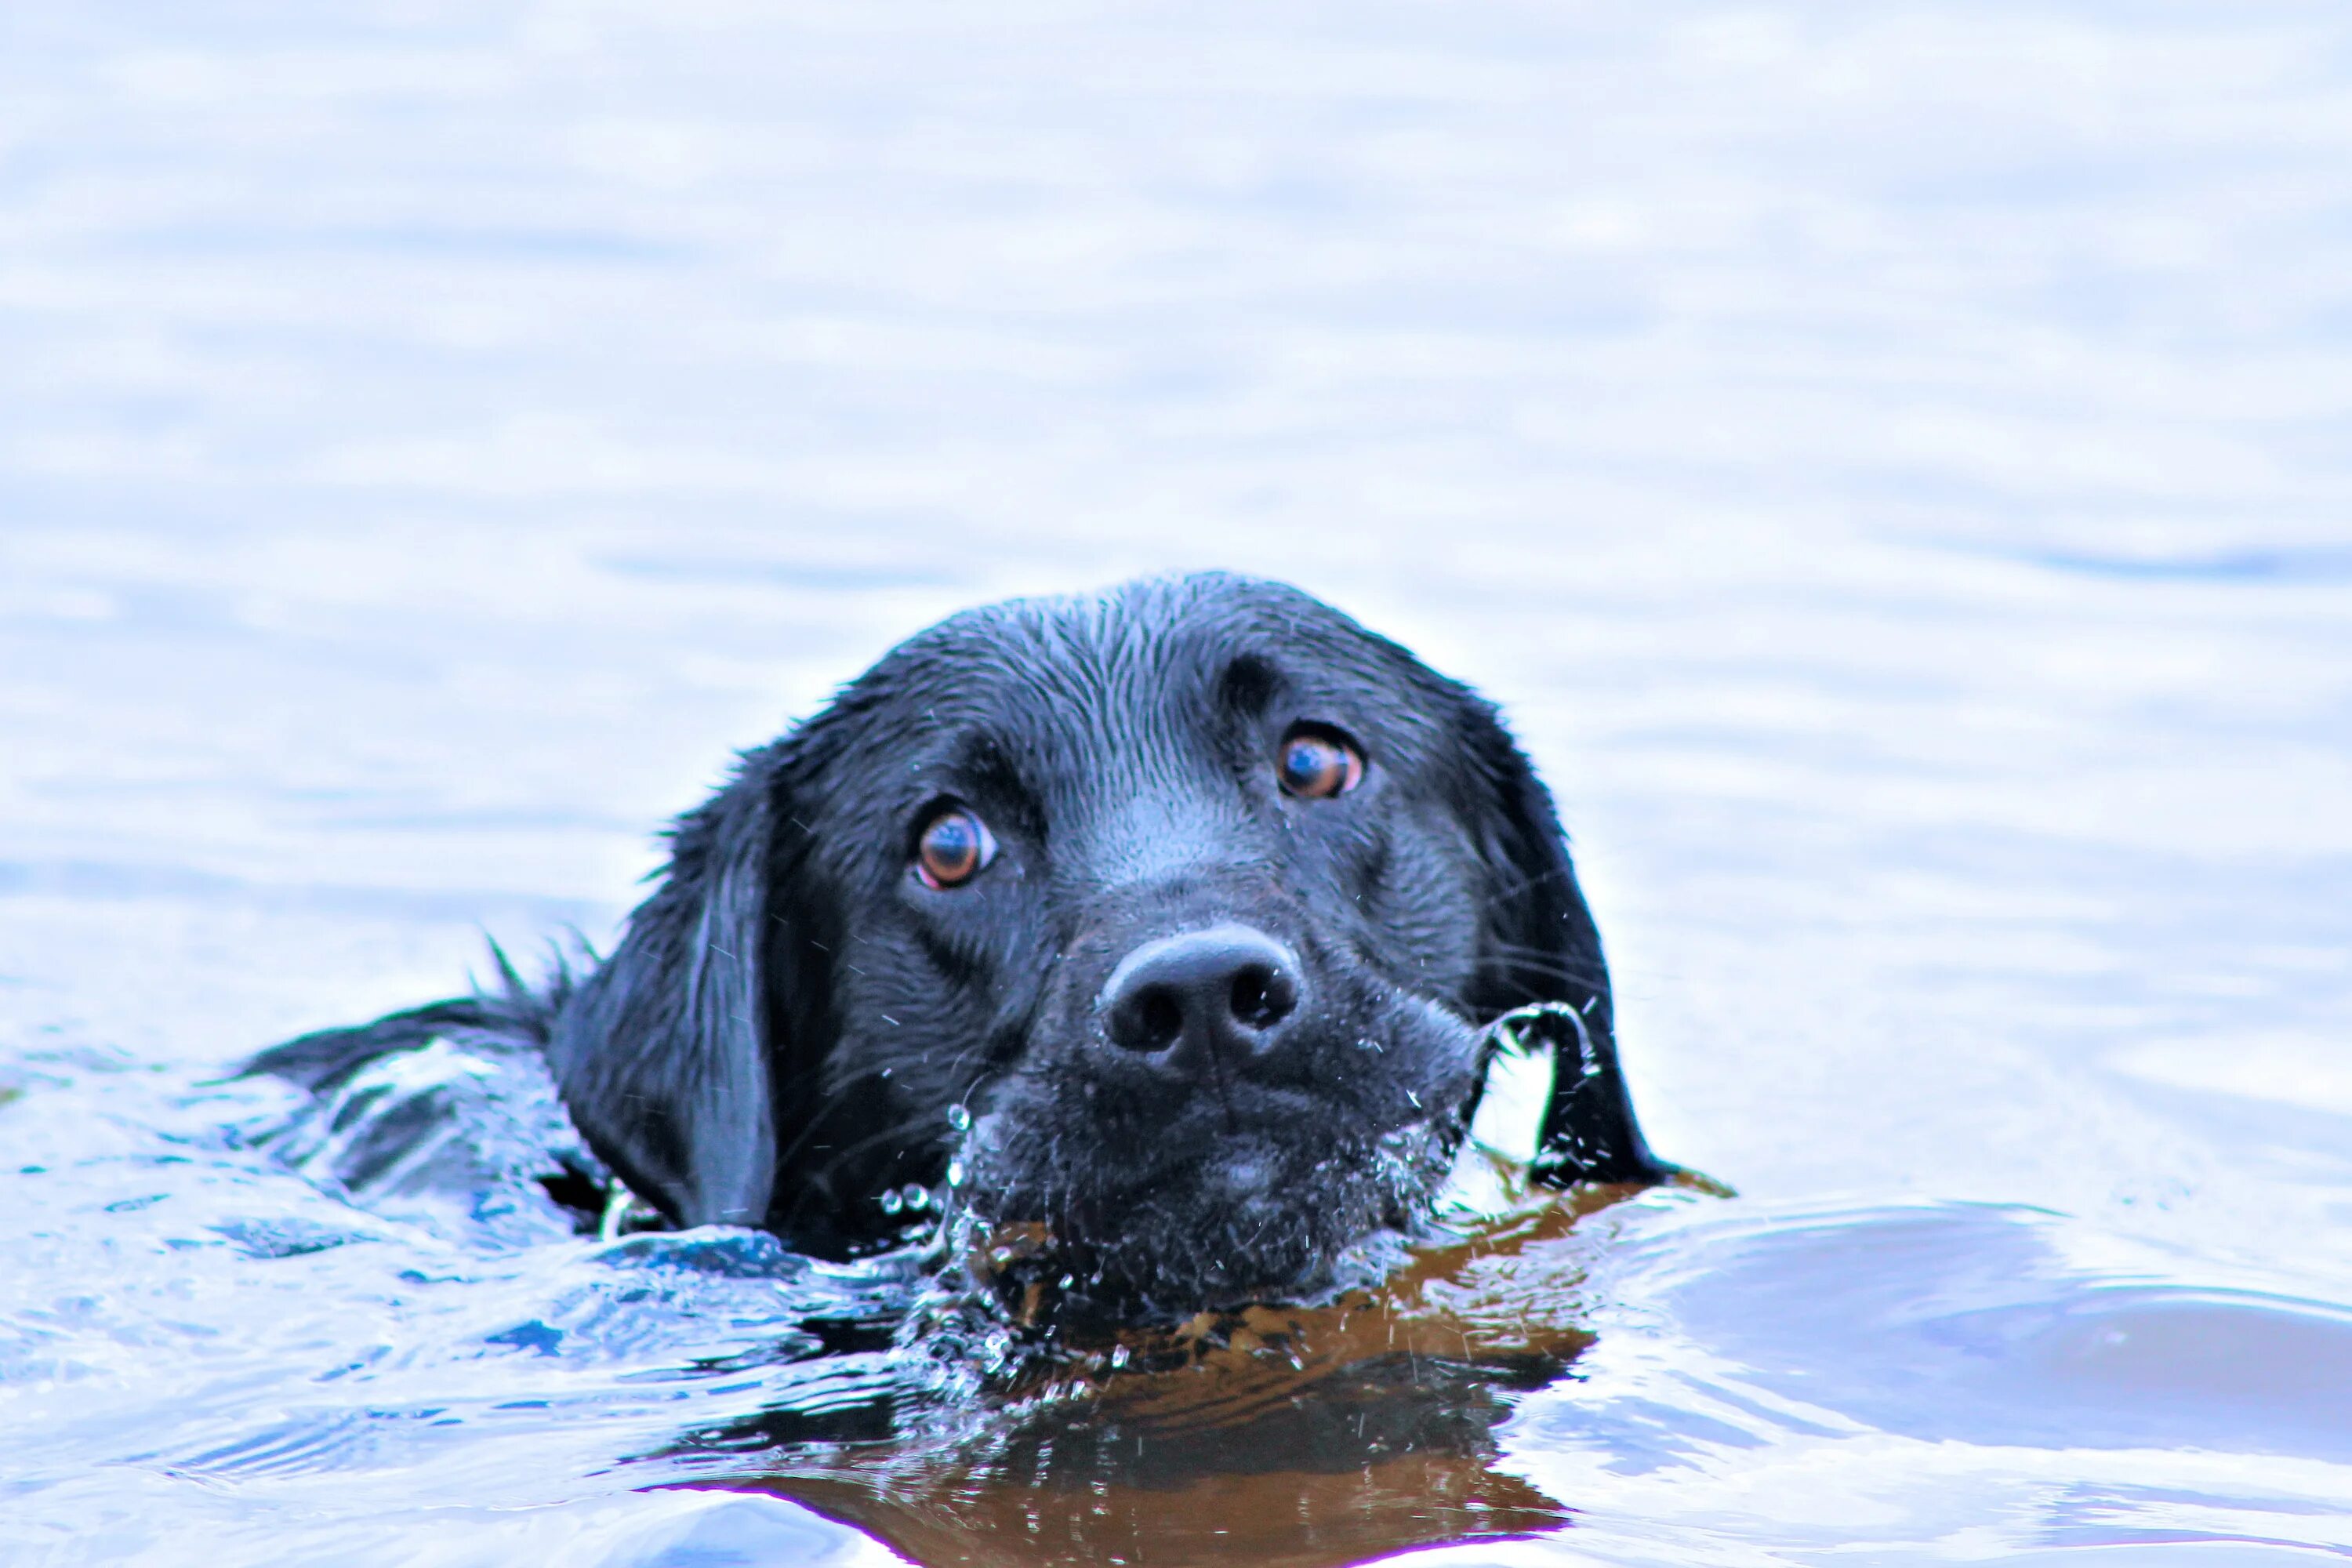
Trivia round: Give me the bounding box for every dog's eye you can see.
[913,806,996,889]
[1276,726,1363,799]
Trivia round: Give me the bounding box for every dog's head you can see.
[553,574,1663,1314]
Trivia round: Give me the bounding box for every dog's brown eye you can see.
[914,807,995,889]
[1277,727,1363,799]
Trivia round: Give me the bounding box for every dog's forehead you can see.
[868,576,1446,760]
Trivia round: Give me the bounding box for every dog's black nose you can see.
[1100,925,1303,1071]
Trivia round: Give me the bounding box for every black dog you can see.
[250,573,1666,1314]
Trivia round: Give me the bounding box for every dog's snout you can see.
[1099,925,1302,1069]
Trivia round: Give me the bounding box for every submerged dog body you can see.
[253,574,1664,1314]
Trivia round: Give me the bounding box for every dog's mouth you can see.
[948,1133,1453,1329]
[946,1004,1566,1324]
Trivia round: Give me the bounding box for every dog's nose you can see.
[1099,924,1303,1072]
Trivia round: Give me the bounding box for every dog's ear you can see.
[1457,698,1672,1187]
[549,746,789,1228]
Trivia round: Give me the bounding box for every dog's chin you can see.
[957,1112,1462,1320]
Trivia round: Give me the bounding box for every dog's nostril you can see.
[1117,987,1185,1053]
[1230,967,1267,1024]
[1228,964,1294,1029]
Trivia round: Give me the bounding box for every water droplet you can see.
[879,1189,904,1216]
[946,1157,967,1188]
[900,1183,930,1212]
[947,1104,971,1132]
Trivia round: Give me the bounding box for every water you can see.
[4,2,2350,1563]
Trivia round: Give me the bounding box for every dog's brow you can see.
[1216,653,1279,718]
[948,731,1018,784]
[932,730,1050,842]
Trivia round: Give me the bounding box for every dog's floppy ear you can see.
[1457,699,1672,1188]
[549,746,789,1228]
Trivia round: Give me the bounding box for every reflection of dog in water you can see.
[694,1188,1643,1568]
[250,573,1670,1318]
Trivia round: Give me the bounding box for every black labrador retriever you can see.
[250,573,1666,1316]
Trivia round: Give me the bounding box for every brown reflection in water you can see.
[710,1184,1650,1568]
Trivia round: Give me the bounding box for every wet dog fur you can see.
[249,573,1666,1316]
